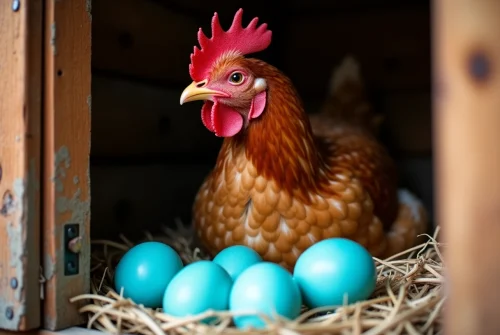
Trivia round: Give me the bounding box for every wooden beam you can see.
[0,0,42,331]
[433,0,500,334]
[282,7,431,100]
[92,0,198,86]
[43,0,91,330]
[90,75,222,157]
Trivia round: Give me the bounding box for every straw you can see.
[70,221,445,335]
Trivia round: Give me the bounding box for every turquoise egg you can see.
[229,262,302,329]
[162,260,233,323]
[293,238,377,309]
[114,241,183,308]
[212,245,263,281]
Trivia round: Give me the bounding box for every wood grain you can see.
[92,0,198,85]
[91,75,222,157]
[433,0,500,334]
[286,0,427,13]
[282,6,431,100]
[91,0,277,86]
[92,0,430,103]
[381,92,432,155]
[43,0,91,330]
[0,1,42,331]
[89,163,213,240]
[0,326,102,335]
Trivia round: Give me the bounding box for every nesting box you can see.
[0,0,498,334]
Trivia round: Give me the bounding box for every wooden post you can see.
[0,1,42,331]
[433,1,500,334]
[43,0,92,330]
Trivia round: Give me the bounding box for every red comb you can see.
[188,8,272,82]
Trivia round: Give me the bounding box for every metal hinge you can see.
[64,223,81,276]
[37,223,83,300]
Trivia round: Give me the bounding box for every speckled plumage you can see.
[191,58,428,271]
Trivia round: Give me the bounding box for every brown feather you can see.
[192,57,425,271]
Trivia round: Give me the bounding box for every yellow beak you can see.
[179,81,229,105]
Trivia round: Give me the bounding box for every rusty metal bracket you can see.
[63,224,80,276]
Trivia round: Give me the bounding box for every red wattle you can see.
[200,100,243,137]
[201,101,215,133]
[211,100,243,137]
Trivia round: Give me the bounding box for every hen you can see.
[180,9,428,271]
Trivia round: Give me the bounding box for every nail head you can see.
[12,0,20,12]
[67,226,77,238]
[469,51,491,83]
[5,307,13,320]
[10,277,18,289]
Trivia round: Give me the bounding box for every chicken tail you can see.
[328,55,364,103]
[380,189,429,258]
[319,55,384,135]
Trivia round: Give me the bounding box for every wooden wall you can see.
[90,0,433,239]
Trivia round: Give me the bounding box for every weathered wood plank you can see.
[283,7,431,100]
[0,326,102,335]
[92,0,430,104]
[381,92,432,155]
[91,75,222,157]
[92,0,198,85]
[0,0,42,331]
[287,0,428,13]
[92,0,278,86]
[43,0,91,330]
[160,0,427,15]
[433,0,500,334]
[89,163,213,240]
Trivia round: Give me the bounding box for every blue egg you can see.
[114,241,183,308]
[293,238,377,309]
[229,262,302,329]
[163,260,233,323]
[213,245,263,281]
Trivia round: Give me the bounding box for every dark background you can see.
[89,0,433,240]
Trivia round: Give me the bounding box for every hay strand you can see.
[70,223,445,334]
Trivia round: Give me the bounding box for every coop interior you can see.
[89,0,433,243]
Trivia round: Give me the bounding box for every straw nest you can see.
[71,220,446,335]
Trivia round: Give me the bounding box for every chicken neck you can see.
[221,59,327,197]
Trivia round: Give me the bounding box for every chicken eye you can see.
[228,72,245,85]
